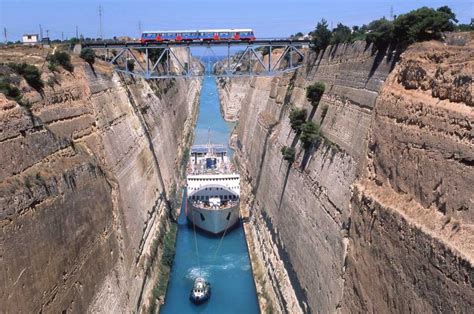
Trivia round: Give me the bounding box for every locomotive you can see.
[140,29,256,43]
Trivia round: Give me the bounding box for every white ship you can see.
[186,143,240,235]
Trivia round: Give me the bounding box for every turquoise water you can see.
[161,76,259,314]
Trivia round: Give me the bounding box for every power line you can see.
[75,25,78,38]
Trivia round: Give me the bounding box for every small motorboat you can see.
[190,277,211,304]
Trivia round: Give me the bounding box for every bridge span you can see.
[82,40,310,79]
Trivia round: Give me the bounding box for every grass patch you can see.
[148,222,177,314]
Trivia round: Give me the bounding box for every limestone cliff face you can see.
[221,37,473,313]
[222,42,397,313]
[343,39,473,313]
[0,47,200,312]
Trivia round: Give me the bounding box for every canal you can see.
[161,74,259,314]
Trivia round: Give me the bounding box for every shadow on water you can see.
[161,70,259,314]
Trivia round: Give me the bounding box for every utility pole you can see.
[75,26,79,38]
[3,27,7,44]
[138,20,142,36]
[61,32,64,41]
[46,29,49,38]
[39,24,43,40]
[390,5,394,20]
[98,5,103,39]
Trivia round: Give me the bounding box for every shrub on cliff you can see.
[47,51,74,72]
[393,6,457,44]
[8,62,44,91]
[289,108,307,132]
[306,81,326,107]
[80,48,96,64]
[0,79,22,102]
[281,146,296,163]
[310,19,331,53]
[331,23,352,45]
[300,121,320,149]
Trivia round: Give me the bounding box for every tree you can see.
[289,108,307,132]
[80,48,96,64]
[69,37,80,45]
[281,146,296,163]
[393,6,457,44]
[331,23,352,45]
[306,81,326,106]
[300,121,320,149]
[365,17,394,49]
[311,19,332,52]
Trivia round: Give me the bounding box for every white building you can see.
[22,34,39,45]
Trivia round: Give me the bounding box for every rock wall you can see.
[223,42,397,313]
[223,35,473,313]
[0,47,200,312]
[343,39,473,313]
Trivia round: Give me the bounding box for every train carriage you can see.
[140,29,255,43]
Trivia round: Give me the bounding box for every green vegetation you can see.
[148,222,177,314]
[80,48,96,64]
[69,37,80,45]
[330,23,352,45]
[47,51,74,72]
[365,18,395,49]
[306,81,325,107]
[288,108,307,132]
[8,62,44,91]
[310,19,332,52]
[393,6,457,44]
[281,146,296,163]
[311,5,461,52]
[455,20,474,31]
[300,121,320,149]
[0,80,21,102]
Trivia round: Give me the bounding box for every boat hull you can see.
[186,201,240,235]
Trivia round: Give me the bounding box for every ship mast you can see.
[207,127,213,156]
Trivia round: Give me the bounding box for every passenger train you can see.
[140,29,256,43]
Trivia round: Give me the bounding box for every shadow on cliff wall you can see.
[367,43,401,82]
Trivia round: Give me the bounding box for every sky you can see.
[1,0,472,41]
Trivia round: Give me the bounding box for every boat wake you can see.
[186,254,251,281]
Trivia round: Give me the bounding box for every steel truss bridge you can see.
[82,40,310,79]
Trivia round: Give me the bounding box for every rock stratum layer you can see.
[0,47,200,312]
[220,36,473,313]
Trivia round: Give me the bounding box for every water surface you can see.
[161,75,259,314]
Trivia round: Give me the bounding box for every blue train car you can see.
[140,29,255,43]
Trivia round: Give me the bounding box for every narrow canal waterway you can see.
[161,75,259,314]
